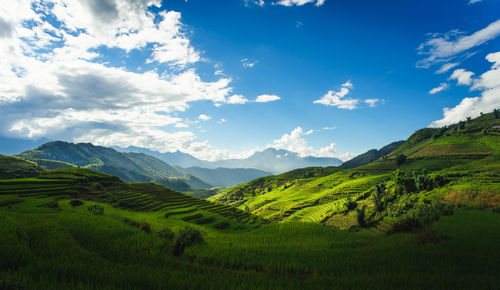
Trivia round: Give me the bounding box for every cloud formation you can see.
[0,0,278,161]
[429,83,449,94]
[269,127,353,160]
[274,0,325,6]
[313,81,359,110]
[255,94,281,102]
[449,69,475,85]
[430,51,500,127]
[417,19,500,69]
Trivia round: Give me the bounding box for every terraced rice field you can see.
[0,178,261,231]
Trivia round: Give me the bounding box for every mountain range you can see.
[116,146,343,174]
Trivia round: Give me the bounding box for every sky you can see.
[0,0,499,161]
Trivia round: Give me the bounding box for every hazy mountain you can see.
[213,148,343,174]
[184,167,273,187]
[340,141,405,169]
[116,146,343,175]
[114,146,213,168]
[17,141,213,191]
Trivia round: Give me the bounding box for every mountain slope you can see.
[211,111,500,226]
[115,146,212,168]
[0,155,44,179]
[184,167,273,187]
[340,141,405,169]
[17,142,213,191]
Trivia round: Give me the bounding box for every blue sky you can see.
[0,0,499,160]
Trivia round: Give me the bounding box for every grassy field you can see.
[0,193,499,289]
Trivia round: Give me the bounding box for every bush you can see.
[396,154,406,166]
[173,226,205,256]
[157,228,175,240]
[344,196,356,211]
[87,205,104,215]
[70,199,84,207]
[356,206,366,228]
[122,217,151,233]
[417,226,443,244]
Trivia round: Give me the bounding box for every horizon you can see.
[1,0,499,162]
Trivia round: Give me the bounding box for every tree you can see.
[396,154,406,166]
[373,184,384,212]
[357,205,367,228]
[494,109,499,119]
[173,226,205,256]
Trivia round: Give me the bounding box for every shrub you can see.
[157,228,175,240]
[356,206,366,228]
[173,226,205,256]
[70,199,84,207]
[214,221,230,229]
[45,201,59,209]
[344,196,356,211]
[122,218,151,233]
[87,205,104,215]
[417,225,443,244]
[396,154,406,166]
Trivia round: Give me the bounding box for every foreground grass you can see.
[1,196,499,289]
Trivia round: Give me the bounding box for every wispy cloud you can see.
[274,0,325,7]
[241,58,258,68]
[417,19,500,69]
[429,83,449,94]
[313,81,359,110]
[255,94,281,102]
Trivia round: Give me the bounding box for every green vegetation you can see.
[0,112,499,289]
[340,140,405,169]
[17,141,213,191]
[212,112,500,230]
[0,155,43,179]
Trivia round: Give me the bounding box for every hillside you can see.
[1,167,499,289]
[184,167,273,187]
[0,155,44,179]
[211,112,500,227]
[18,142,212,191]
[340,141,405,169]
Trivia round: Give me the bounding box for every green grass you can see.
[1,196,499,289]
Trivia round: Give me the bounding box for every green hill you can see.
[18,141,213,191]
[0,167,499,289]
[340,140,405,169]
[211,111,500,227]
[0,155,44,179]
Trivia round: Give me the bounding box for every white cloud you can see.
[364,98,381,107]
[431,51,500,127]
[255,94,281,103]
[436,62,459,74]
[269,127,353,160]
[449,69,475,85]
[244,0,265,7]
[241,58,258,68]
[429,83,449,94]
[274,0,325,7]
[313,81,359,110]
[468,0,482,4]
[0,0,248,162]
[322,126,336,130]
[417,19,500,68]
[219,118,227,123]
[198,114,211,121]
[227,94,249,104]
